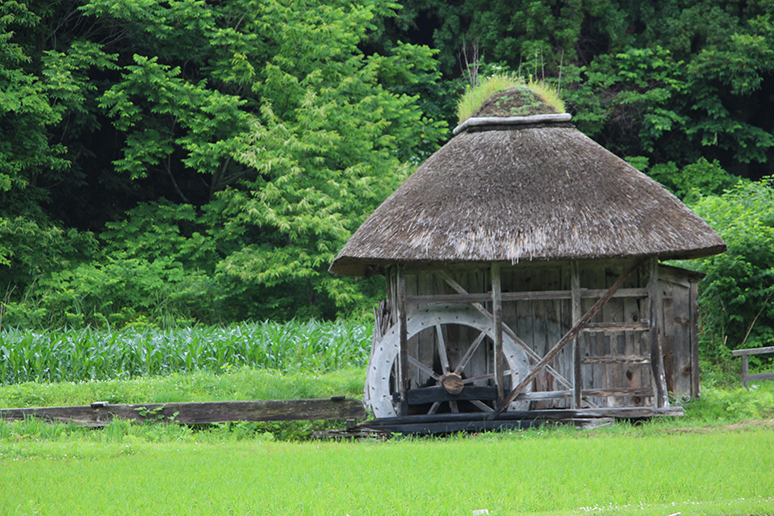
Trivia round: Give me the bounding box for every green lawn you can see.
[1,425,772,516]
[1,335,772,516]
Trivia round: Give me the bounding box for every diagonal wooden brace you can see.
[489,259,646,420]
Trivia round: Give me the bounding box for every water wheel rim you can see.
[366,304,531,418]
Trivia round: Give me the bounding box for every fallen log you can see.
[0,397,366,427]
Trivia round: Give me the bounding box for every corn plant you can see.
[0,320,372,385]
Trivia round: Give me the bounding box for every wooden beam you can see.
[360,405,685,430]
[0,398,366,427]
[516,390,573,401]
[581,288,649,299]
[405,288,649,304]
[406,293,491,304]
[572,261,582,410]
[398,266,409,416]
[732,346,774,389]
[581,355,651,365]
[748,372,774,383]
[731,345,774,356]
[406,386,497,405]
[582,388,653,397]
[582,322,649,332]
[492,263,505,400]
[490,259,645,420]
[648,257,669,409]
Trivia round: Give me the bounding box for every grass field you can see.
[1,425,772,516]
[1,322,773,515]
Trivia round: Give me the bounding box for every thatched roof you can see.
[330,116,726,277]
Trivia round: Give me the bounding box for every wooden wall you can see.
[384,259,700,410]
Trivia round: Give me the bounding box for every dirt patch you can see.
[471,86,558,118]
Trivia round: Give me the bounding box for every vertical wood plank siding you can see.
[391,259,696,412]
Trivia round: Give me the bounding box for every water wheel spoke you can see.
[408,356,441,381]
[435,323,450,373]
[454,331,487,375]
[470,400,493,412]
[366,305,532,419]
[449,400,459,413]
[462,373,494,384]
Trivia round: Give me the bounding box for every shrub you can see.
[685,179,774,366]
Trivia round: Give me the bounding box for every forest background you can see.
[2,0,774,367]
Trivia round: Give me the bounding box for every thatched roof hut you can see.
[330,83,726,428]
[330,86,725,277]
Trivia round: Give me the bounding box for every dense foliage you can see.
[683,179,774,365]
[1,0,773,366]
[0,0,446,325]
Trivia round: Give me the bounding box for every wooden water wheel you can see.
[365,305,531,418]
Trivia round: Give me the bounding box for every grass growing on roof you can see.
[456,74,565,124]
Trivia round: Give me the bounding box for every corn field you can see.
[0,321,372,385]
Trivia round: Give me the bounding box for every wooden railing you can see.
[731,346,774,388]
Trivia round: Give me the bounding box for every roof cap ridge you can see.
[453,113,573,135]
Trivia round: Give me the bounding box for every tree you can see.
[1,0,447,327]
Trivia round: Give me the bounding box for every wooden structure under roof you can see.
[330,86,726,429]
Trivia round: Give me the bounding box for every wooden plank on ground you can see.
[356,418,614,435]
[360,406,684,430]
[0,398,366,427]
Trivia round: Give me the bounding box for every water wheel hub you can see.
[440,372,464,395]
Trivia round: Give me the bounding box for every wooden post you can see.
[492,263,504,401]
[398,266,409,416]
[571,261,582,409]
[648,257,669,408]
[490,259,644,419]
[741,355,750,389]
[689,277,700,398]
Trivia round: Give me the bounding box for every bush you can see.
[685,178,774,366]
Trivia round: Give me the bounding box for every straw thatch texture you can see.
[330,125,726,276]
